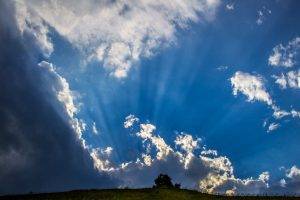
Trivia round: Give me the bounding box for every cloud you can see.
[269,37,300,67]
[92,122,99,135]
[226,4,234,11]
[94,115,273,195]
[267,123,280,133]
[108,116,298,195]
[217,65,229,71]
[273,70,300,89]
[0,2,119,194]
[256,7,271,25]
[16,0,220,78]
[137,123,173,160]
[124,114,140,128]
[175,133,200,154]
[230,71,300,131]
[38,61,88,145]
[14,1,53,57]
[90,147,115,172]
[277,166,300,194]
[230,71,273,105]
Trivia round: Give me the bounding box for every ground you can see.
[1,188,299,200]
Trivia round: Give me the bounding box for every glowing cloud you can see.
[17,0,220,78]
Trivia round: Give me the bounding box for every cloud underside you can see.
[19,0,220,78]
[90,115,270,195]
[89,115,300,195]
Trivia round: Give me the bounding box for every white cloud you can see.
[267,123,279,133]
[269,37,300,67]
[90,147,114,172]
[14,1,53,57]
[217,65,229,71]
[280,179,286,187]
[17,0,220,78]
[273,70,300,89]
[272,106,300,120]
[137,123,173,160]
[142,154,153,166]
[226,4,234,11]
[102,147,113,157]
[273,74,287,89]
[175,133,200,153]
[230,71,273,105]
[291,110,300,118]
[259,171,270,183]
[287,166,300,179]
[256,11,264,25]
[175,133,200,169]
[272,107,290,119]
[38,61,88,147]
[124,114,139,128]
[201,149,218,156]
[230,71,300,132]
[92,122,99,135]
[256,7,271,25]
[279,165,300,194]
[38,61,77,117]
[89,117,273,195]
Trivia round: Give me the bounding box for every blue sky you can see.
[1,0,300,195]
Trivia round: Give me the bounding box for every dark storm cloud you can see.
[0,1,118,195]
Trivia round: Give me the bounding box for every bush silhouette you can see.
[154,174,174,188]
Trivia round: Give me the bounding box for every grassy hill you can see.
[0,188,299,200]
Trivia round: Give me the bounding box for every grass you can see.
[0,188,299,200]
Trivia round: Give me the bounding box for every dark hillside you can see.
[0,188,299,200]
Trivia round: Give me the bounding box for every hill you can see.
[0,188,299,200]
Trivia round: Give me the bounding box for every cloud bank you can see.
[89,115,300,195]
[0,1,118,194]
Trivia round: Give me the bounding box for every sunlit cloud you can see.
[20,0,220,78]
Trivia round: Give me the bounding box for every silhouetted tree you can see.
[154,174,174,188]
[174,183,181,189]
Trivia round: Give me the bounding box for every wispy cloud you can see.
[273,70,300,89]
[267,123,280,133]
[226,4,234,11]
[230,71,300,131]
[269,37,300,67]
[256,6,271,25]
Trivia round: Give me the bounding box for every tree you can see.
[174,183,181,189]
[154,174,174,188]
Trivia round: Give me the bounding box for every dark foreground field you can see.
[1,188,299,200]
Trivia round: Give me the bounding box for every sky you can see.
[0,0,300,196]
